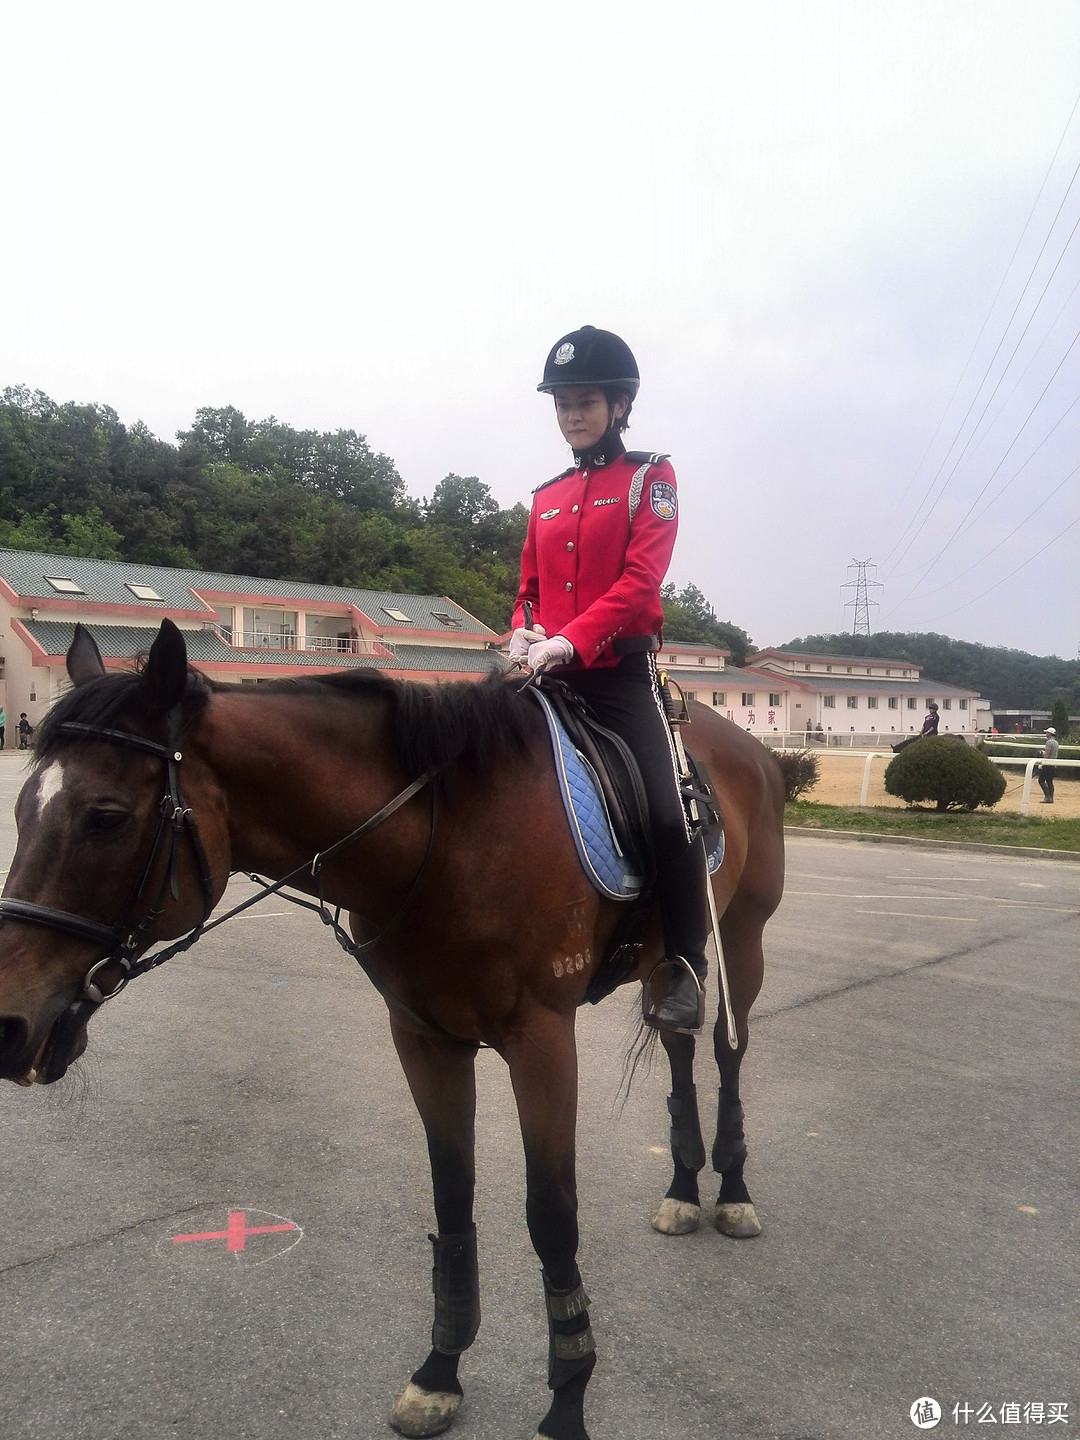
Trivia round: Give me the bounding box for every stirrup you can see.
[642,957,706,1034]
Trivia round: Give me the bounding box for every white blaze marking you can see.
[35,761,66,819]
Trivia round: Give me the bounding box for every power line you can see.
[840,559,883,636]
[876,87,1080,558]
[882,331,1080,619]
[881,198,1080,581]
[923,514,1080,623]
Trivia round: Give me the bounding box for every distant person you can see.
[1037,727,1059,804]
[18,713,33,749]
[805,716,814,742]
[920,701,940,737]
[0,705,5,749]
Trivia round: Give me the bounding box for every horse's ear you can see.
[67,624,106,687]
[139,619,190,716]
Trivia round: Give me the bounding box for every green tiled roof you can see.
[0,549,492,635]
[22,621,506,676]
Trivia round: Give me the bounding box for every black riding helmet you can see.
[537,326,640,397]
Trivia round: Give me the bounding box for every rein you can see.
[0,707,450,1042]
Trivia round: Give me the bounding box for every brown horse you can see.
[0,620,785,1440]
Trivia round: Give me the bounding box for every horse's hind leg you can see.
[712,911,765,1238]
[652,1029,706,1235]
[505,1010,595,1440]
[389,1021,480,1438]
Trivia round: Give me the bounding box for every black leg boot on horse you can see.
[646,836,710,1033]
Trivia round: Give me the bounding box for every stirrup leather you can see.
[642,956,706,1033]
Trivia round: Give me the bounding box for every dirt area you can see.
[802,749,1080,817]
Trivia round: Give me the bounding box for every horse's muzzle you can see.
[0,1002,91,1085]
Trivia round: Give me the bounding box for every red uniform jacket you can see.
[513,451,678,670]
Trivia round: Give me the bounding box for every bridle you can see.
[0,705,215,1005]
[0,704,445,1045]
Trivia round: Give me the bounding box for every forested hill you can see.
[0,387,529,632]
[775,632,1079,710]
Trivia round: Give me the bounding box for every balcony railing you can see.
[201,623,388,657]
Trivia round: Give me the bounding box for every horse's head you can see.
[0,620,231,1085]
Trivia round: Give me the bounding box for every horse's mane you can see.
[34,664,537,781]
[32,668,213,768]
[216,668,538,779]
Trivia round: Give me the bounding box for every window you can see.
[888,697,898,710]
[959,699,968,711]
[902,669,910,677]
[430,610,462,629]
[685,691,696,702]
[866,668,873,675]
[942,698,952,710]
[381,607,414,624]
[926,698,936,709]
[823,694,835,709]
[668,654,677,663]
[847,695,858,709]
[768,692,781,706]
[804,663,810,671]
[885,669,891,676]
[698,656,706,664]
[825,664,832,673]
[44,576,84,594]
[866,696,878,709]
[907,697,917,709]
[712,692,726,706]
[846,667,853,674]
[126,583,163,602]
[741,692,755,707]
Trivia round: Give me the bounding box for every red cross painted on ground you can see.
[173,1210,297,1252]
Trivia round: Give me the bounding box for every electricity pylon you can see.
[841,559,883,637]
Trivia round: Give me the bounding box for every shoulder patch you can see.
[532,467,575,495]
[624,451,671,466]
[649,480,677,520]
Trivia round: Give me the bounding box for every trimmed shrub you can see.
[884,736,1006,812]
[775,748,820,802]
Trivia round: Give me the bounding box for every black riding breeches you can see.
[560,652,693,865]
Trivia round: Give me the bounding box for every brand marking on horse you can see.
[553,949,590,978]
[34,761,66,820]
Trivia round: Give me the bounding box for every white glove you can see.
[527,635,574,674]
[509,623,546,662]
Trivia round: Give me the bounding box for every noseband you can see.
[0,705,216,1005]
[0,705,448,1044]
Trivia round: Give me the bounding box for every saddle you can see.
[526,677,725,1005]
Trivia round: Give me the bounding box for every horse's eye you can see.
[87,808,129,833]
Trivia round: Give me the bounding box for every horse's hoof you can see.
[652,1197,701,1235]
[714,1201,762,1238]
[389,1382,461,1437]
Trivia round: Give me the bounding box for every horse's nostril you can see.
[0,1013,31,1064]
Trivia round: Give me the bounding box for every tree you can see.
[660,583,754,665]
[1051,698,1070,738]
[884,738,1007,811]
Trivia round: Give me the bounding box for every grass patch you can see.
[785,801,1080,852]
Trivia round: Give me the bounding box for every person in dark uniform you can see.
[509,325,708,1032]
[920,701,940,737]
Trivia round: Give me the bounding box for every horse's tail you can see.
[616,998,662,1110]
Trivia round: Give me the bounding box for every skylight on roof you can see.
[381,607,414,624]
[44,576,85,594]
[430,610,462,628]
[126,583,164,602]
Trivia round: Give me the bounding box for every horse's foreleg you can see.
[711,912,765,1239]
[652,1029,706,1235]
[505,1012,595,1440]
[389,1021,479,1438]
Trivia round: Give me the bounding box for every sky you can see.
[3,0,1078,658]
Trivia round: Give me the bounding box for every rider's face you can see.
[553,386,627,451]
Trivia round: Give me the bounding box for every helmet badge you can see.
[553,342,575,366]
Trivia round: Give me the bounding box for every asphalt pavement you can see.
[0,749,1076,1440]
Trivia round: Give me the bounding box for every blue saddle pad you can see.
[532,689,724,904]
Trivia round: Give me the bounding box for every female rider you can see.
[510,325,709,1032]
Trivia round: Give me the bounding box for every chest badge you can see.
[650,481,677,520]
[540,507,560,520]
[593,496,621,507]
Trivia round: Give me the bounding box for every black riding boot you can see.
[649,837,710,1033]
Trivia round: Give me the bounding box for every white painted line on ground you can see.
[785,891,1076,912]
[856,910,977,922]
